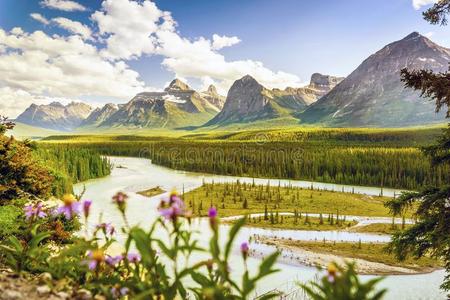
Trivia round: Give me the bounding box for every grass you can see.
[351,223,414,235]
[183,182,405,218]
[7,122,63,139]
[0,205,23,240]
[137,186,166,198]
[41,124,446,147]
[266,239,441,272]
[226,214,357,231]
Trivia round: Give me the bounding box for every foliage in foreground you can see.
[0,192,281,299]
[300,263,386,300]
[386,186,450,291]
[394,0,450,293]
[0,191,389,299]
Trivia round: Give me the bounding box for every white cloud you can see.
[155,30,301,90]
[425,31,435,38]
[30,13,50,25]
[412,0,438,10]
[94,0,302,90]
[212,34,241,50]
[52,17,92,40]
[92,0,167,60]
[0,28,149,115]
[0,87,75,118]
[40,0,86,12]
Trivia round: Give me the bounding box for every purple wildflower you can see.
[57,194,81,219]
[158,191,185,221]
[208,207,217,218]
[112,192,128,213]
[327,263,337,283]
[208,207,218,229]
[127,252,141,264]
[96,222,115,236]
[24,202,46,221]
[111,285,129,298]
[83,200,92,219]
[105,255,123,267]
[240,242,249,260]
[87,249,104,271]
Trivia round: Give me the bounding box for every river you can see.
[74,156,446,300]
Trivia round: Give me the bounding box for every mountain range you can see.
[80,79,222,129]
[15,32,448,131]
[301,32,449,126]
[16,101,92,131]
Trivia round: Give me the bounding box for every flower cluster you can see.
[95,222,115,236]
[24,202,46,221]
[57,194,81,219]
[158,191,188,221]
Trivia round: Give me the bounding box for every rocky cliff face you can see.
[16,102,92,131]
[81,103,118,127]
[272,73,344,108]
[88,79,220,129]
[302,32,449,126]
[206,75,275,125]
[201,85,226,111]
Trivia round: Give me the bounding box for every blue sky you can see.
[0,0,448,117]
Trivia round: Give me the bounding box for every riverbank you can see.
[255,237,441,275]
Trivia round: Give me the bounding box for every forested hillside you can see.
[34,145,111,195]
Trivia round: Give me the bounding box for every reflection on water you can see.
[74,157,446,300]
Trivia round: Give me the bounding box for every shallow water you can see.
[74,156,446,299]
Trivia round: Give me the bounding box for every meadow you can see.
[182,181,397,218]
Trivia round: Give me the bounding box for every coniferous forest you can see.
[42,140,450,190]
[34,144,111,196]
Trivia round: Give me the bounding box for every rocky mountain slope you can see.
[301,32,449,126]
[16,102,92,131]
[205,73,342,126]
[82,79,221,129]
[200,85,226,110]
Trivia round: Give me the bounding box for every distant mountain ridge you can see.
[81,79,223,129]
[206,73,342,126]
[16,101,92,131]
[301,32,449,126]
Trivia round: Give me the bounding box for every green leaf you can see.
[29,231,51,249]
[256,252,279,279]
[224,217,245,260]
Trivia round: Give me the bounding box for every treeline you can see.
[34,145,111,196]
[43,140,450,190]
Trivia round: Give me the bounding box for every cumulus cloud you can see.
[30,13,50,25]
[0,28,148,110]
[92,0,168,60]
[52,17,92,40]
[212,34,241,50]
[412,0,438,10]
[94,0,301,90]
[40,0,86,12]
[0,87,76,118]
